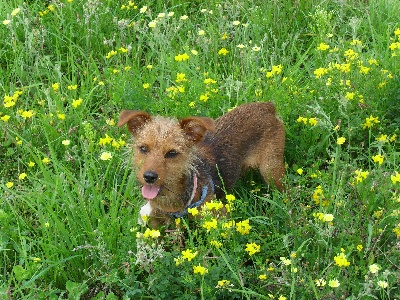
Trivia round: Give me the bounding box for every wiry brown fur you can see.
[118,102,285,227]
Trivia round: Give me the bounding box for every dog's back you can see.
[200,102,285,193]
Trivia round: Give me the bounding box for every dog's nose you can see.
[143,171,158,183]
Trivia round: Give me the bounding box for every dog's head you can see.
[118,110,215,211]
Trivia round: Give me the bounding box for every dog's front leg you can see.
[138,202,172,227]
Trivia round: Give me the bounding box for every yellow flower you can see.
[18,173,27,180]
[350,39,362,46]
[198,29,205,36]
[205,200,224,211]
[6,182,14,188]
[3,20,11,25]
[245,242,261,256]
[314,68,328,79]
[328,279,340,288]
[344,92,355,100]
[57,113,66,120]
[11,8,21,16]
[334,252,350,267]
[354,169,369,184]
[174,53,189,61]
[188,207,199,216]
[362,115,379,129]
[148,21,157,28]
[372,154,384,165]
[297,116,308,124]
[71,98,83,108]
[317,42,330,51]
[28,161,35,167]
[308,117,318,126]
[210,240,222,248]
[297,168,303,175]
[344,48,359,60]
[222,220,235,229]
[357,244,363,252]
[271,64,283,74]
[142,83,150,89]
[339,63,351,73]
[199,93,209,102]
[20,110,35,119]
[359,65,370,74]
[100,152,112,161]
[337,137,346,145]
[218,48,229,56]
[33,257,41,263]
[52,82,59,92]
[143,228,161,239]
[44,222,50,227]
[67,85,78,90]
[99,134,113,146]
[259,274,267,280]
[236,219,251,235]
[193,264,208,275]
[391,172,400,184]
[175,73,187,83]
[1,115,10,122]
[181,249,198,261]
[280,257,291,266]
[312,185,325,205]
[42,157,50,164]
[225,194,235,202]
[322,213,334,222]
[376,134,388,142]
[62,140,70,146]
[217,279,231,287]
[204,78,217,84]
[202,218,218,231]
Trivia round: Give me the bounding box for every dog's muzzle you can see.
[143,170,158,184]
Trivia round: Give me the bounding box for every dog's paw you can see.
[138,202,152,226]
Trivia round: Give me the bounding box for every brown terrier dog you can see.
[118,102,285,227]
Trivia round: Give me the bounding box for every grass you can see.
[0,0,399,299]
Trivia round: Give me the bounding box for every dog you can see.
[118,102,285,227]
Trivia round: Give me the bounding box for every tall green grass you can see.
[1,0,399,299]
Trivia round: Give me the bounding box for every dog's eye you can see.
[165,150,179,158]
[139,145,148,154]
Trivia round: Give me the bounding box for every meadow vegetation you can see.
[0,0,399,299]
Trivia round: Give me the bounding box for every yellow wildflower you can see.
[236,219,251,235]
[334,252,350,267]
[193,264,208,275]
[245,242,261,256]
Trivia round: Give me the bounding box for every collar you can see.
[167,174,214,219]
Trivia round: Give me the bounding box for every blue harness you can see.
[167,176,214,219]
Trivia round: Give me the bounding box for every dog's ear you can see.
[179,117,215,143]
[118,110,151,136]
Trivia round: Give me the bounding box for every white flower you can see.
[100,151,112,161]
[368,263,380,274]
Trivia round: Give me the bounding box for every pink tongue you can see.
[142,185,161,200]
